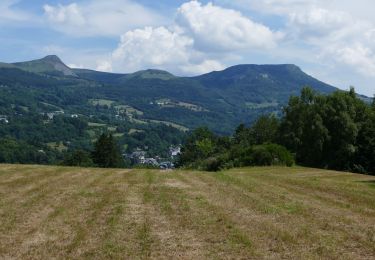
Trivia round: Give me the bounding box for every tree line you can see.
[63,133,124,168]
[178,87,375,174]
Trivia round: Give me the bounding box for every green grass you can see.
[0,165,374,259]
[88,122,107,127]
[149,120,189,131]
[155,98,208,112]
[89,99,115,107]
[114,105,143,116]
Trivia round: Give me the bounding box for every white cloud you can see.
[43,0,166,37]
[176,1,282,52]
[96,61,113,72]
[113,27,193,68]
[0,0,34,22]
[44,3,85,27]
[333,44,375,77]
[110,26,224,74]
[104,1,279,75]
[68,63,84,69]
[286,7,375,80]
[180,59,225,74]
[288,8,351,38]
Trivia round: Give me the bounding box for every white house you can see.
[0,115,9,124]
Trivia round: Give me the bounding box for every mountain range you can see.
[0,55,343,134]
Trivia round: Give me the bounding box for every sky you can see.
[1,0,375,96]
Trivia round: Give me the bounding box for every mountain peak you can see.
[126,69,175,80]
[12,55,76,77]
[194,63,336,94]
[41,55,63,63]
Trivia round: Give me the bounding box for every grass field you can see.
[0,165,374,259]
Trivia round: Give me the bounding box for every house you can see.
[129,150,147,164]
[46,113,54,120]
[144,158,159,167]
[43,110,65,120]
[159,161,175,170]
[170,146,181,157]
[0,115,9,124]
[71,114,79,118]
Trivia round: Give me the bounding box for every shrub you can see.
[251,144,294,167]
[200,157,223,172]
[62,150,93,167]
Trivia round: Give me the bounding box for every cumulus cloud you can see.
[109,26,224,74]
[96,61,113,72]
[288,8,351,38]
[286,7,375,79]
[43,0,166,37]
[176,1,282,52]
[112,27,193,68]
[331,44,375,77]
[105,1,280,75]
[41,0,282,75]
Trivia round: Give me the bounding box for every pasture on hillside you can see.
[0,165,374,259]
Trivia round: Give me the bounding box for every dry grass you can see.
[0,165,374,259]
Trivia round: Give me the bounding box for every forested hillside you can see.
[0,55,364,166]
[178,87,375,175]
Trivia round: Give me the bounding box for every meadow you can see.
[0,165,374,259]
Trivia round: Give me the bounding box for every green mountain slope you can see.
[0,55,339,134]
[11,55,77,77]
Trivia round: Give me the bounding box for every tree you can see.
[63,150,93,167]
[355,108,375,173]
[251,114,279,145]
[279,87,374,174]
[233,124,249,144]
[178,127,216,166]
[91,133,123,168]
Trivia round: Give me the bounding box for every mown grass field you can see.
[0,165,374,259]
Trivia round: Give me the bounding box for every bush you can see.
[62,150,93,167]
[200,156,224,172]
[250,144,294,167]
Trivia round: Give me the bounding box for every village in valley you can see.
[124,145,181,169]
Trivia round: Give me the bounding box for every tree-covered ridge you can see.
[0,55,340,134]
[178,88,375,175]
[0,56,371,168]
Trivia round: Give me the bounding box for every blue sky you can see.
[1,0,375,96]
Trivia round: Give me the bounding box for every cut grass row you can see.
[0,164,374,259]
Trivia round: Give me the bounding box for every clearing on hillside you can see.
[0,165,374,259]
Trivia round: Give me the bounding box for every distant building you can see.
[0,115,9,124]
[159,161,174,170]
[144,158,159,167]
[170,146,181,157]
[46,113,54,120]
[129,150,147,164]
[43,110,65,120]
[71,114,79,118]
